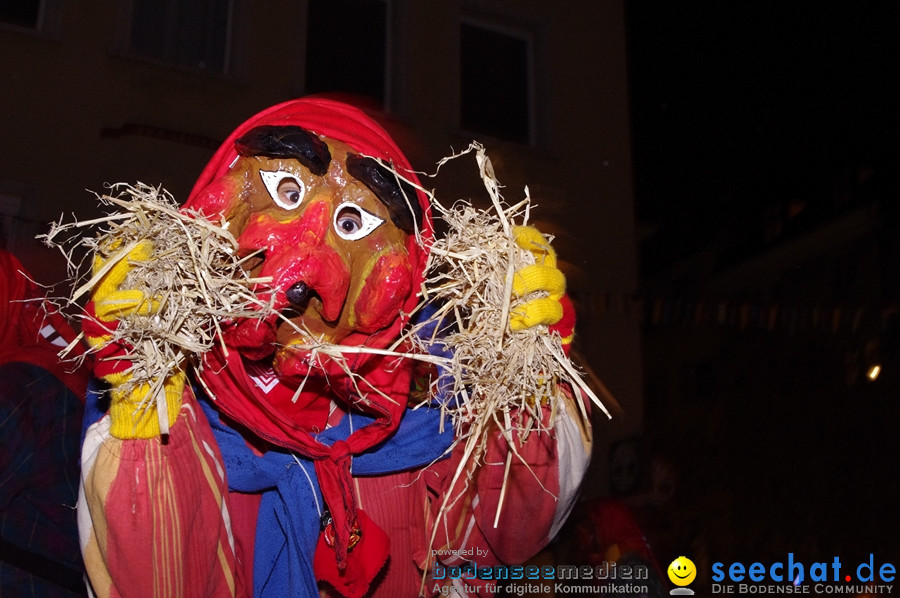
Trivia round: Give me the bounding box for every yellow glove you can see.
[91,240,160,321]
[510,225,566,331]
[84,240,184,438]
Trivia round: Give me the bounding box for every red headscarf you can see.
[183,99,432,585]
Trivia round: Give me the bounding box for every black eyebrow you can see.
[234,125,331,176]
[345,153,423,233]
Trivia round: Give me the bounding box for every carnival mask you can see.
[194,124,423,378]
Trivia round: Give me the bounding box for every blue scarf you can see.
[199,397,454,597]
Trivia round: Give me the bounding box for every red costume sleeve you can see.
[427,384,590,563]
[78,391,242,598]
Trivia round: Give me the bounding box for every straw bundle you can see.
[408,144,604,449]
[411,200,559,436]
[42,183,274,427]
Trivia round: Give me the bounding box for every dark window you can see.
[305,0,387,105]
[128,0,233,73]
[460,21,532,144]
[0,0,41,28]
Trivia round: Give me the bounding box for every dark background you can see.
[627,1,899,272]
[622,1,900,584]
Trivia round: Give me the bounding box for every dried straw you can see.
[409,143,606,448]
[41,182,274,433]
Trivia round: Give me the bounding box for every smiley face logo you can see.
[667,556,697,587]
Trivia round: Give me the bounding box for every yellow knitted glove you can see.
[91,240,160,322]
[86,240,184,438]
[510,225,566,331]
[104,369,186,439]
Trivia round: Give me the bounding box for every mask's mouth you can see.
[219,286,325,366]
[273,339,322,380]
[276,284,321,336]
[269,285,351,380]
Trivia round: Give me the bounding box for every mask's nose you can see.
[285,281,313,308]
[259,201,351,322]
[296,196,331,248]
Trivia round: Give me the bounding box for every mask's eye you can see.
[260,169,306,210]
[333,202,384,240]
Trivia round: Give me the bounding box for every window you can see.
[0,0,41,29]
[305,0,387,105]
[126,0,234,73]
[460,20,533,145]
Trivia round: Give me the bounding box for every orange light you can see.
[866,364,881,381]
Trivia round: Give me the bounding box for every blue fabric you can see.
[199,395,454,598]
[81,378,109,452]
[412,301,458,406]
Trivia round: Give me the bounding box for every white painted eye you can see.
[333,202,384,240]
[260,169,306,210]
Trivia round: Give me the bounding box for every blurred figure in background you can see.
[0,249,89,597]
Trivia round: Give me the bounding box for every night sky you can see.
[625,2,900,269]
